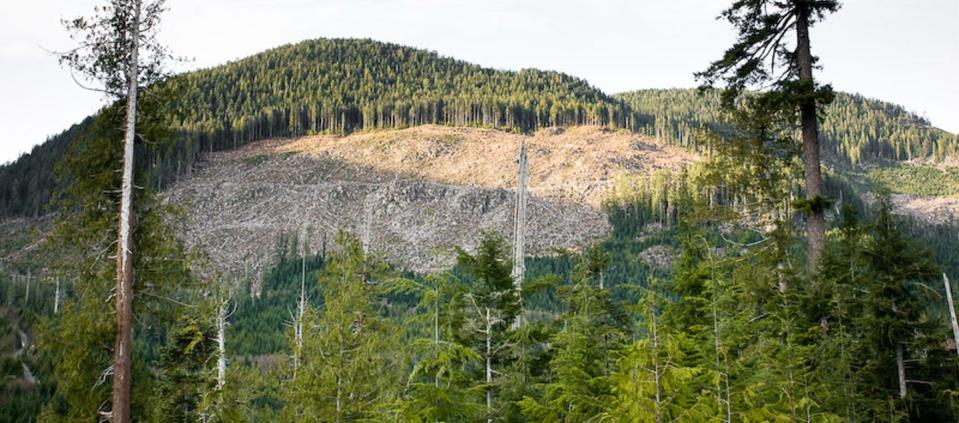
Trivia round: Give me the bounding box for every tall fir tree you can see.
[37,90,194,421]
[697,0,841,271]
[57,1,177,418]
[281,232,403,421]
[387,274,484,422]
[519,245,625,422]
[455,233,522,422]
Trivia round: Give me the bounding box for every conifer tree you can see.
[282,232,402,421]
[456,233,521,422]
[518,245,624,421]
[697,0,841,271]
[37,93,193,421]
[811,204,871,419]
[606,279,714,422]
[387,274,483,422]
[858,197,945,418]
[153,315,216,421]
[660,230,731,421]
[57,1,176,419]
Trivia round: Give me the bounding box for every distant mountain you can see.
[1,38,956,217]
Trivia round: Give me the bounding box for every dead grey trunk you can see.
[710,261,731,422]
[944,274,959,361]
[336,364,343,422]
[54,278,60,314]
[511,140,528,328]
[485,307,493,423]
[22,362,38,385]
[434,293,440,388]
[362,198,373,254]
[650,297,662,423]
[216,300,228,390]
[896,343,907,399]
[293,251,306,381]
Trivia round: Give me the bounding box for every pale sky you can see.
[1,0,957,164]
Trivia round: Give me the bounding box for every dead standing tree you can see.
[57,1,175,420]
[292,227,310,382]
[944,274,959,362]
[216,296,235,391]
[511,140,528,327]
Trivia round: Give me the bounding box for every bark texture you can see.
[112,2,140,420]
[217,301,228,390]
[511,140,528,328]
[795,1,826,272]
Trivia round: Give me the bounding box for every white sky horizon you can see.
[2,0,957,165]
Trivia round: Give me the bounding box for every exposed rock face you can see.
[162,125,694,278]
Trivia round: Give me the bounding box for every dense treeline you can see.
[6,144,959,419]
[617,89,959,166]
[7,204,959,421]
[167,38,630,140]
[823,94,959,163]
[150,39,637,202]
[0,118,93,217]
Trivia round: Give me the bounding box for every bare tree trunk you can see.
[293,252,306,381]
[362,200,373,254]
[112,2,140,420]
[485,307,493,423]
[511,140,528,328]
[336,364,343,422]
[650,297,662,423]
[216,300,227,390]
[54,278,60,315]
[943,274,959,361]
[434,294,440,388]
[795,2,826,273]
[896,343,907,399]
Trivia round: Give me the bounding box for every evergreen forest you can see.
[2,1,959,422]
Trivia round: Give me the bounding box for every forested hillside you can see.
[0,118,93,217]
[1,38,957,218]
[3,0,959,417]
[167,38,629,138]
[0,38,630,217]
[618,88,959,166]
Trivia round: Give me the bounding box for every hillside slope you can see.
[0,38,630,217]
[3,38,957,218]
[617,89,959,166]
[164,125,693,277]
